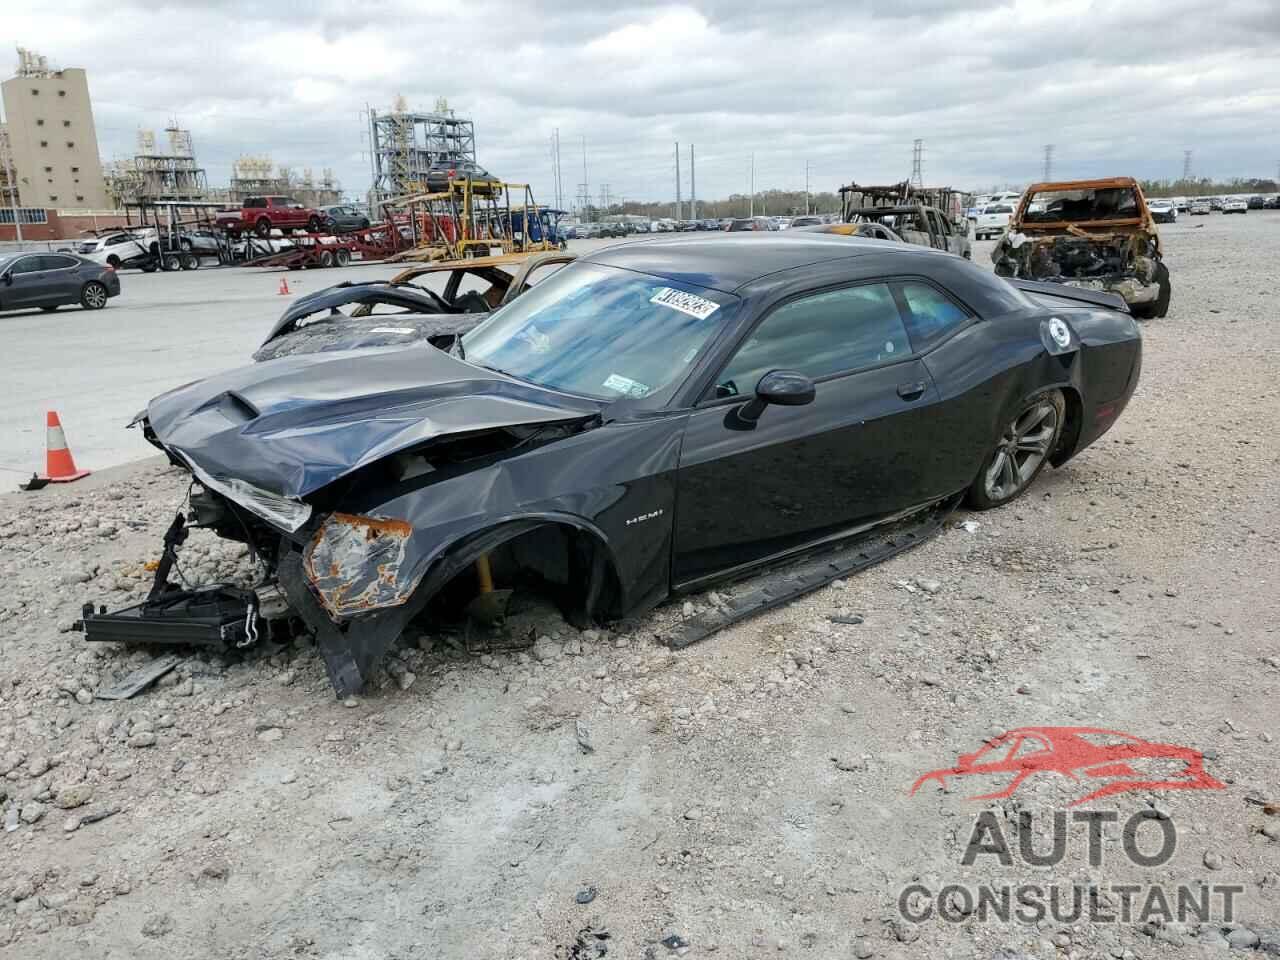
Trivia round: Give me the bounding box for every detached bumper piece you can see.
[663,496,959,650]
[76,511,278,652]
[78,587,261,650]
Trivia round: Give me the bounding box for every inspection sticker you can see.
[650,286,720,320]
[602,373,650,398]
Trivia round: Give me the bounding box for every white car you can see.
[972,203,1015,240]
[75,229,158,268]
[1189,200,1211,216]
[1223,198,1248,214]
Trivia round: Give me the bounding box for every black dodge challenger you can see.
[97,236,1141,697]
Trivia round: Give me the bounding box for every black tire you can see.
[1130,262,1171,320]
[255,217,272,238]
[966,389,1066,510]
[106,255,121,269]
[334,248,351,267]
[318,249,335,268]
[307,216,322,233]
[80,281,109,310]
[180,252,199,271]
[161,253,181,272]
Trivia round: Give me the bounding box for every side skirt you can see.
[660,495,960,650]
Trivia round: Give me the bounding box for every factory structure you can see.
[1,47,109,209]
[1,46,485,242]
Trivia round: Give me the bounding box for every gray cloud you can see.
[6,0,1277,209]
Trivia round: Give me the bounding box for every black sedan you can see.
[0,251,120,314]
[320,204,372,233]
[117,236,1140,697]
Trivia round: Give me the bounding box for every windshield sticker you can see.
[602,373,651,398]
[650,287,721,320]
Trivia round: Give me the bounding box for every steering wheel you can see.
[455,291,491,314]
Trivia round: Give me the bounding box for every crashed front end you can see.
[79,344,604,698]
[993,229,1162,308]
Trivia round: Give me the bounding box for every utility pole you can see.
[674,141,682,221]
[749,153,755,217]
[551,128,564,211]
[1182,150,1193,181]
[1042,144,1054,181]
[582,136,590,220]
[805,160,811,214]
[911,139,924,188]
[690,144,696,220]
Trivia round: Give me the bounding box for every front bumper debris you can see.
[75,513,290,654]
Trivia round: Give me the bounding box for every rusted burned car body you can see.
[992,177,1170,319]
[254,252,576,361]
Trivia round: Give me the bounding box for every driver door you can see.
[672,282,942,586]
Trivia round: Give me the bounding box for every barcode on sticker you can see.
[650,287,720,320]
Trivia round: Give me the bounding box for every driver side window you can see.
[714,283,910,398]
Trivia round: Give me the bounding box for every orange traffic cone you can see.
[19,411,90,490]
[278,278,291,295]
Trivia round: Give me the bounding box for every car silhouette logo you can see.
[910,726,1225,806]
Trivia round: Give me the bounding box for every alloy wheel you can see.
[83,283,107,308]
[983,401,1060,501]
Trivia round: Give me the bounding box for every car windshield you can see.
[1021,186,1140,223]
[461,262,737,401]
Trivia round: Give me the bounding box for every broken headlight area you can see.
[186,465,312,533]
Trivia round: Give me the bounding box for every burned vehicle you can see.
[992,177,1170,320]
[253,252,575,361]
[86,236,1141,698]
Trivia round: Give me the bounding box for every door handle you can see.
[897,380,927,401]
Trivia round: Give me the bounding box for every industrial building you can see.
[368,96,475,203]
[0,47,108,209]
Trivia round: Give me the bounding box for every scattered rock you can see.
[55,784,93,809]
[1203,850,1224,870]
[128,732,157,748]
[141,913,174,938]
[256,727,284,743]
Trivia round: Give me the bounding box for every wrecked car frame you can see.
[86,237,1142,698]
[992,177,1171,320]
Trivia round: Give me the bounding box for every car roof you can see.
[580,235,939,293]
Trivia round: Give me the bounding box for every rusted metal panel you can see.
[304,513,414,618]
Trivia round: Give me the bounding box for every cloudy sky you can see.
[6,0,1279,208]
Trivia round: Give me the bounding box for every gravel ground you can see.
[1,214,1278,959]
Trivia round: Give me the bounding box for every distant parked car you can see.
[972,203,1016,239]
[1147,199,1178,223]
[0,252,120,313]
[1265,196,1280,209]
[1189,200,1211,216]
[1171,196,1190,212]
[1247,195,1266,210]
[789,215,823,228]
[321,204,372,233]
[1223,198,1248,214]
[725,218,767,232]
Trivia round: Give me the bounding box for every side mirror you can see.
[738,369,816,423]
[1,272,11,286]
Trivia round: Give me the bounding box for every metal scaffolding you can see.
[368,96,475,203]
[104,125,209,205]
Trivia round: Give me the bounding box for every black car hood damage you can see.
[146,344,602,500]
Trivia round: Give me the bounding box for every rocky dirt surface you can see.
[1,216,1278,959]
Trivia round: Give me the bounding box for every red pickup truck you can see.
[215,196,324,237]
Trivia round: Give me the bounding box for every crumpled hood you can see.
[146,343,602,498]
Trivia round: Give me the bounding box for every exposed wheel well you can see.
[418,520,624,627]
